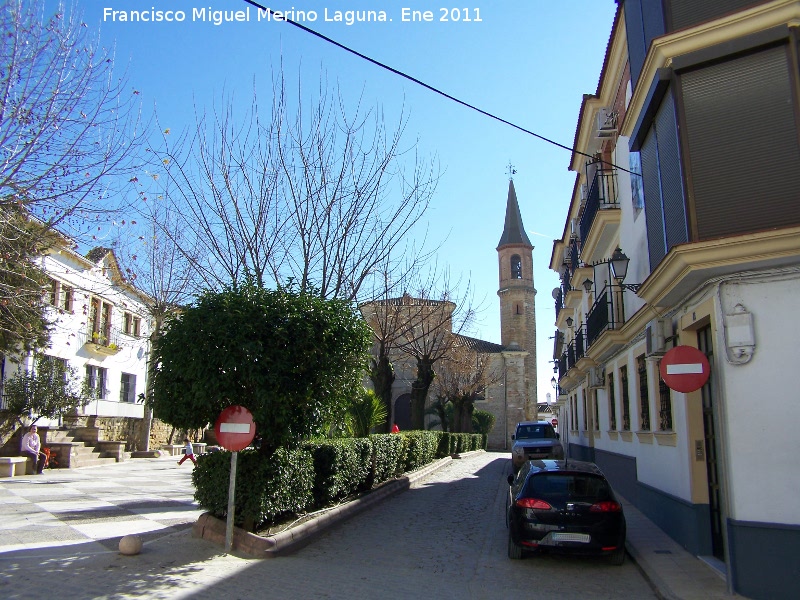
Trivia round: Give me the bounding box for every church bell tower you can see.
[497,178,537,418]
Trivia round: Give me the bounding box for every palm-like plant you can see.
[345,389,388,438]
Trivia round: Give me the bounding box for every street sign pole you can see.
[225,450,238,554]
[214,405,256,555]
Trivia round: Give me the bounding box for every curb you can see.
[193,452,481,557]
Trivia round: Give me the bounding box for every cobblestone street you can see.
[1,453,657,599]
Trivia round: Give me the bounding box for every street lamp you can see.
[609,247,641,292]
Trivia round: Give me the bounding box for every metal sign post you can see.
[225,450,238,554]
[213,405,256,555]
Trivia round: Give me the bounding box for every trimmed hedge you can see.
[369,433,407,485]
[303,438,372,507]
[192,447,314,528]
[192,431,486,531]
[402,430,440,472]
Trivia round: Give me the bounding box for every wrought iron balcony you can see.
[574,325,585,362]
[586,285,627,346]
[82,326,122,355]
[579,169,619,243]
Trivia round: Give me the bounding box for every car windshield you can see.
[516,424,556,440]
[525,474,611,502]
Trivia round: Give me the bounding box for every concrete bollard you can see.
[119,534,143,555]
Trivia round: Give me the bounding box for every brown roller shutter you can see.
[668,0,768,32]
[680,45,800,240]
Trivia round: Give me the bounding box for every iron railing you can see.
[586,285,626,346]
[579,168,619,243]
[81,326,122,350]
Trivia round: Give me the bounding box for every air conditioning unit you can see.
[570,218,579,239]
[646,318,669,356]
[579,184,588,202]
[588,367,605,389]
[595,107,617,138]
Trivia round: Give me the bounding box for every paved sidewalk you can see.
[0,452,742,599]
[619,495,739,600]
[0,455,203,556]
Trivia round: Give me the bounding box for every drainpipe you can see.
[503,356,508,451]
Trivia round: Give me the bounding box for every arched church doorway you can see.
[394,393,411,430]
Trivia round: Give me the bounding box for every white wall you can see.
[715,272,800,524]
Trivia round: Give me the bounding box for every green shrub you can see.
[402,430,440,472]
[471,409,496,436]
[303,438,372,507]
[369,433,406,486]
[192,448,313,530]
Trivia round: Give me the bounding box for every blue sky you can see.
[80,0,618,402]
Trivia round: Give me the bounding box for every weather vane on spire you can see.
[507,161,517,180]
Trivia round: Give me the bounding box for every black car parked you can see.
[506,459,626,565]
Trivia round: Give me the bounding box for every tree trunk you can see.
[451,394,475,433]
[369,354,395,433]
[410,359,435,430]
[141,312,164,452]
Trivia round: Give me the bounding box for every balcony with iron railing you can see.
[586,285,628,346]
[578,168,619,252]
[82,325,122,355]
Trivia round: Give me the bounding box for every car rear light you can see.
[590,501,622,512]
[521,541,539,548]
[515,498,553,510]
[602,546,619,551]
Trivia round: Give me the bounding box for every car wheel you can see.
[608,544,625,566]
[508,532,524,560]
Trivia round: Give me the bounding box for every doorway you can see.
[394,393,412,431]
[697,325,725,561]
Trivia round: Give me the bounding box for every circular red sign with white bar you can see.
[214,405,256,451]
[659,346,710,393]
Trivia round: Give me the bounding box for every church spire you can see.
[497,179,532,249]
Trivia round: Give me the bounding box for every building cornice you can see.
[637,226,800,307]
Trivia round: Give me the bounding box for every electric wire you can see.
[241,0,635,176]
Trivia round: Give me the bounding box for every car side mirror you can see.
[507,475,514,486]
[556,433,560,439]
[511,434,516,440]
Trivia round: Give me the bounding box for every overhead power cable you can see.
[240,0,634,176]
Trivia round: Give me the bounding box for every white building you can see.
[2,242,152,427]
[550,3,800,599]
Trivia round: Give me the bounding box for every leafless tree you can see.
[358,247,437,432]
[115,198,200,450]
[388,269,477,430]
[148,69,438,300]
[432,340,502,433]
[0,0,144,353]
[0,0,143,233]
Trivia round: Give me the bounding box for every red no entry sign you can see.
[660,346,710,393]
[551,418,558,427]
[214,405,256,451]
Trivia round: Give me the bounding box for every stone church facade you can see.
[364,180,538,450]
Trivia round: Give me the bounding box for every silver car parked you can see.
[511,421,564,472]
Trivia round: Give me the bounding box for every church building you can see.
[362,179,539,450]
